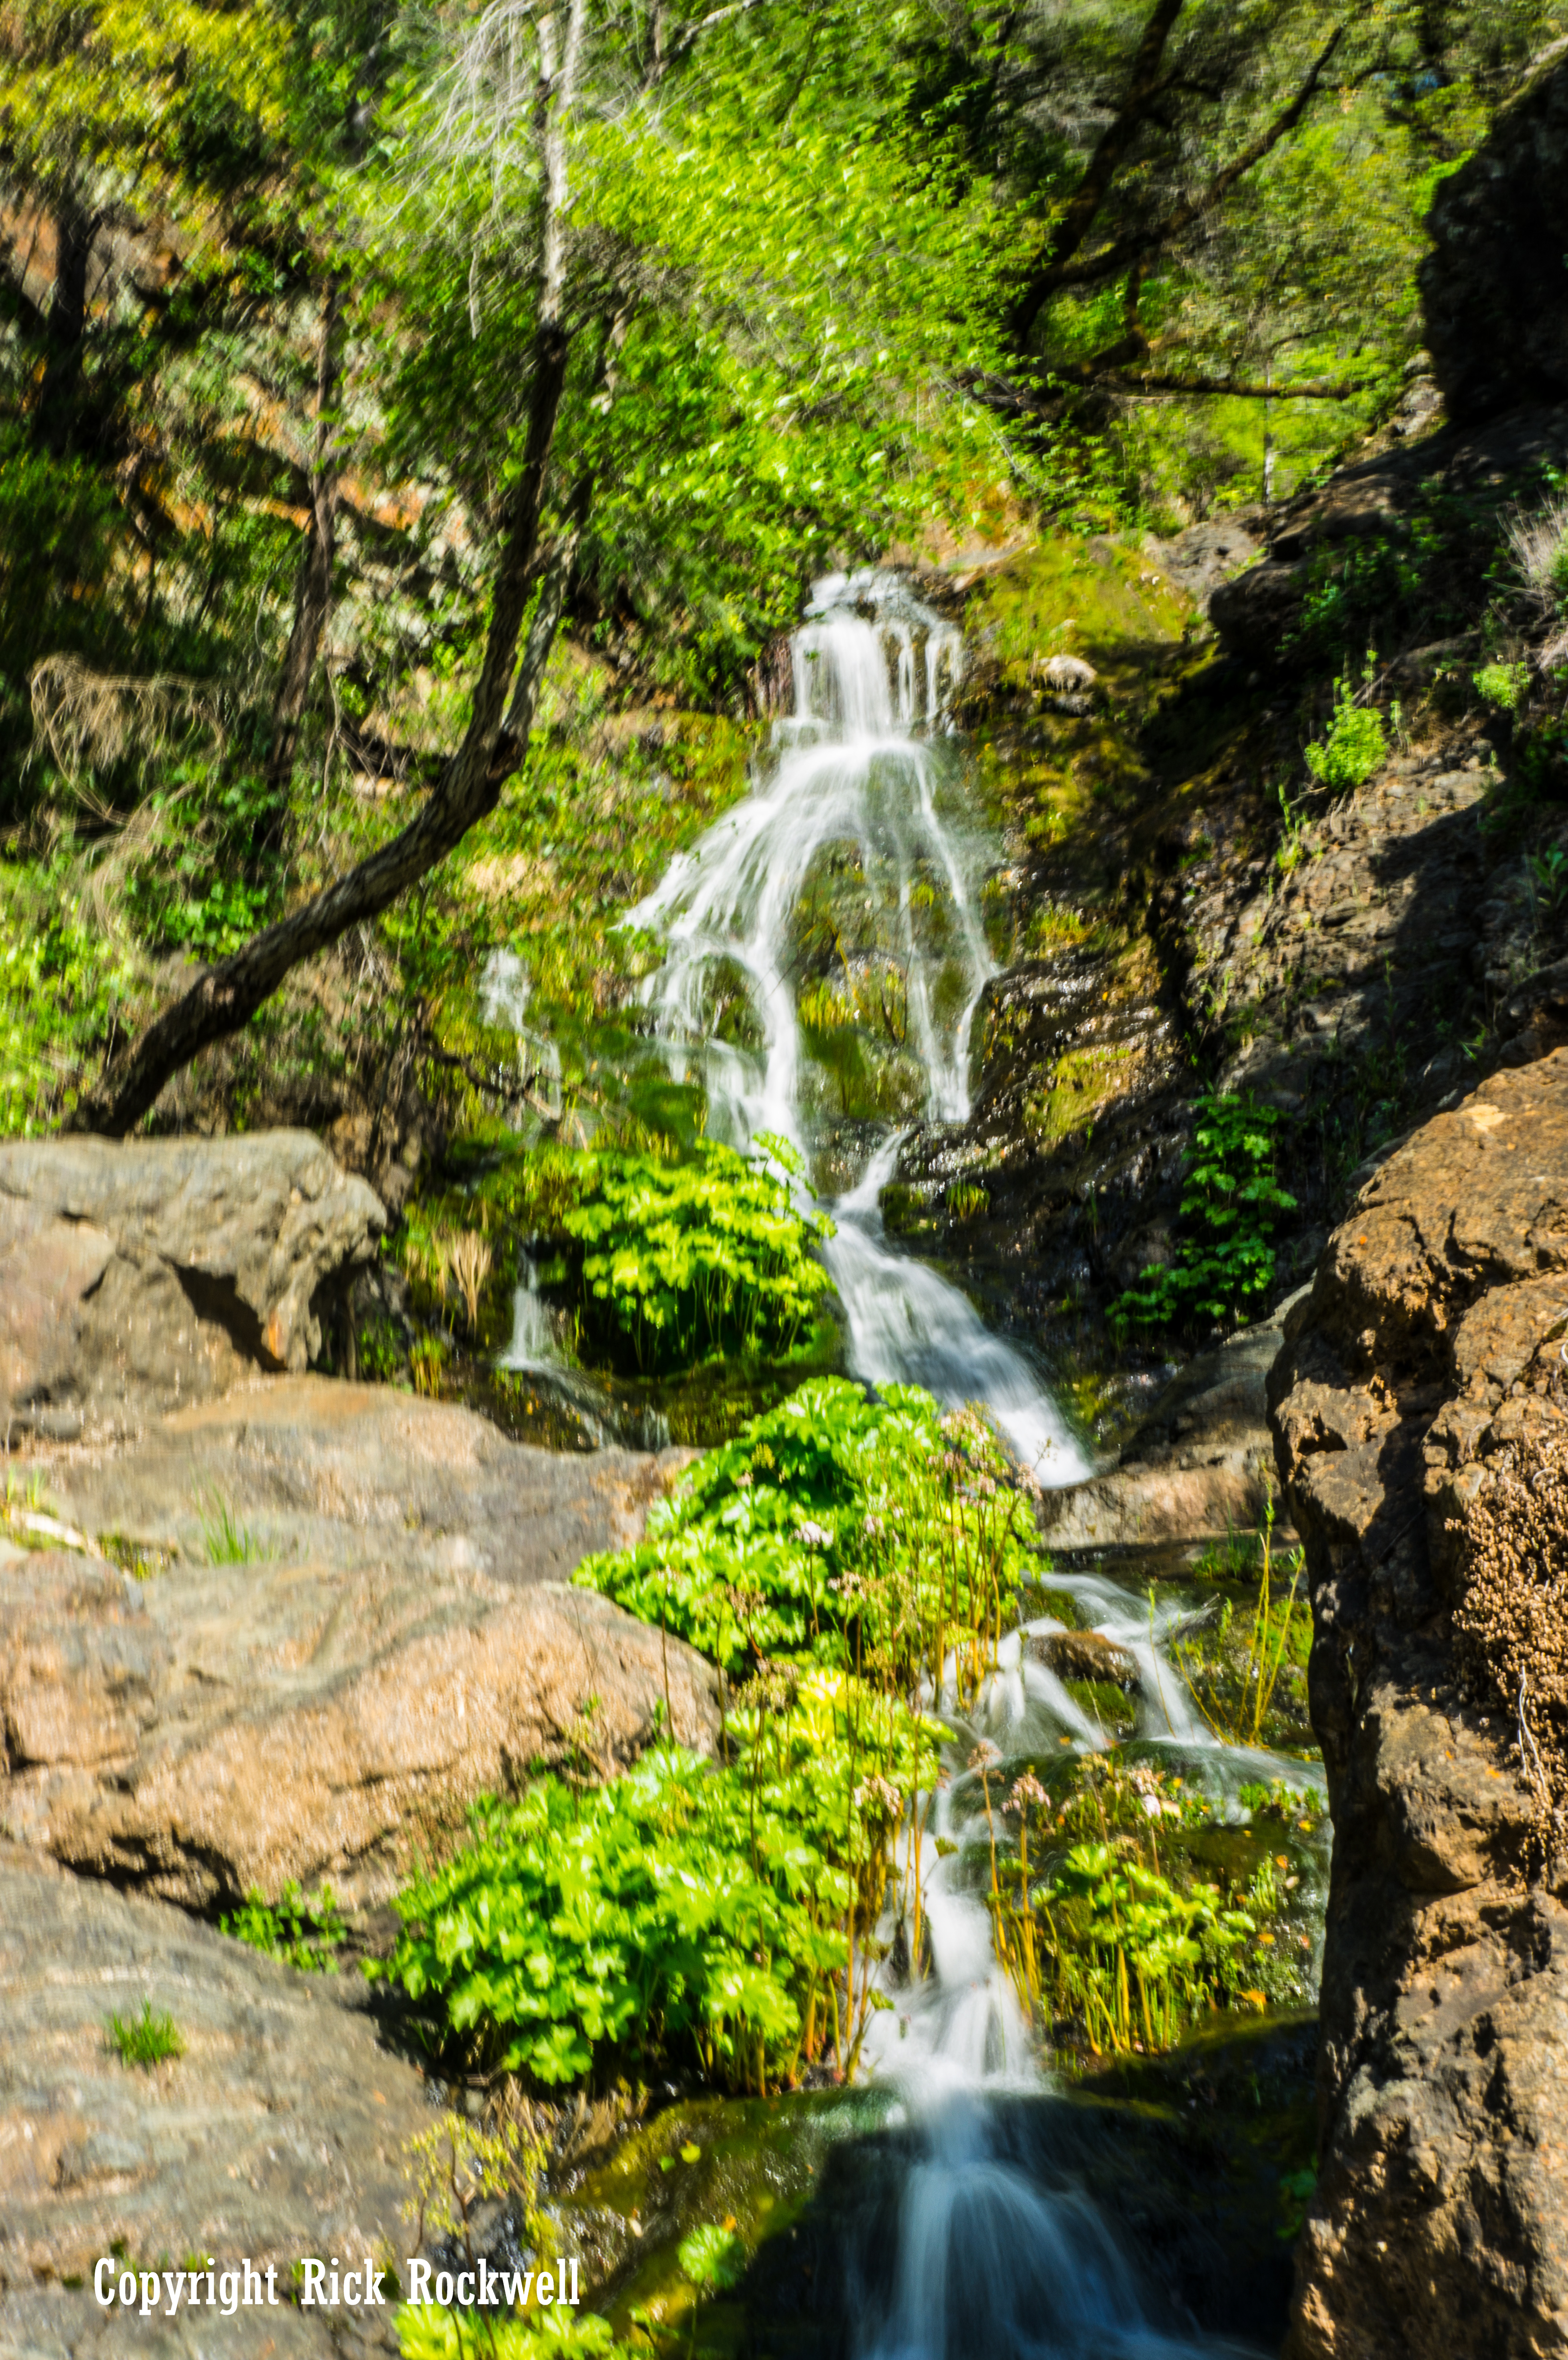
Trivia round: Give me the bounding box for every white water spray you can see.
[633,571,1091,1489]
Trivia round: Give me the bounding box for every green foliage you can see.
[1174,1503,1310,1747]
[1528,842,1568,916]
[0,857,134,1133]
[1473,661,1531,713]
[369,1686,941,2094]
[1288,514,1453,663]
[575,1376,1044,1678]
[106,2000,184,2068]
[220,1881,345,1973]
[197,1493,269,1564]
[677,2223,749,2293]
[1037,1844,1257,2056]
[562,1135,834,1374]
[1112,1094,1297,1338]
[1303,673,1386,794]
[398,2308,633,2360]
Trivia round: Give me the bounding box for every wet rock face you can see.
[1,1380,717,1908]
[0,1846,418,2356]
[1267,1051,1568,2360]
[0,1132,385,1440]
[1026,1628,1140,1690]
[1039,1314,1285,1551]
[1421,51,1568,425]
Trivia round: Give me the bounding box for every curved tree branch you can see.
[1012,15,1349,344]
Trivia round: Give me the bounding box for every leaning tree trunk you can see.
[70,0,588,1141]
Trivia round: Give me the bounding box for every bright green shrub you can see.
[0,858,135,1134]
[562,1133,833,1372]
[1303,674,1385,792]
[1037,1843,1257,2053]
[220,1881,345,1972]
[1111,1093,1296,1338]
[369,1684,942,2094]
[1472,661,1530,713]
[398,2309,633,2360]
[574,1375,1045,1677]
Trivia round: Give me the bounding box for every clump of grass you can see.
[1176,1500,1309,1746]
[107,2001,184,2068]
[196,1491,268,1564]
[448,1229,494,1333]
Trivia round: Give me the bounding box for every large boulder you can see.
[1039,1313,1284,1551]
[1268,1050,1568,2359]
[1,1379,718,1908]
[0,1132,385,1441]
[1421,45,1568,425]
[0,1845,421,2355]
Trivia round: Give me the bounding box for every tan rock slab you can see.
[3,1380,719,1908]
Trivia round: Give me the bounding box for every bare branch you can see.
[1013,16,1350,342]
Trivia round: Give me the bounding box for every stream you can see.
[506,577,1323,2357]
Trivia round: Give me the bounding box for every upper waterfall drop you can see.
[632,570,1092,1488]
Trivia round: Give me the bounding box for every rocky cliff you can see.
[1269,1051,1568,2358]
[1421,43,1568,425]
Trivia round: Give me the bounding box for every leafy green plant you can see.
[357,1319,404,1382]
[575,1376,1044,1681]
[678,2222,747,2293]
[1111,1094,1297,1338]
[563,1134,833,1373]
[1473,661,1531,713]
[1034,1843,1257,2057]
[398,2312,633,2360]
[1303,671,1386,793]
[370,1677,941,2096]
[1527,842,1568,917]
[107,2001,184,2068]
[220,1881,345,1972]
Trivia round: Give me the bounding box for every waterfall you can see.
[633,570,1091,1489]
[628,572,1308,2360]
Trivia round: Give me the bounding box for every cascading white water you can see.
[628,572,1311,2360]
[633,571,1091,1490]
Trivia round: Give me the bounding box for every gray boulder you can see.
[0,1133,385,1441]
[0,1845,421,2355]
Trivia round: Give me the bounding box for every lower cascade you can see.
[619,574,1314,2358]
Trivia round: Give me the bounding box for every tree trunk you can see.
[71,339,575,1139]
[35,195,95,455]
[257,277,344,851]
[70,0,590,1142]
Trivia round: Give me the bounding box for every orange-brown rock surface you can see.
[1269,1049,1568,2359]
[1,1379,718,1908]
